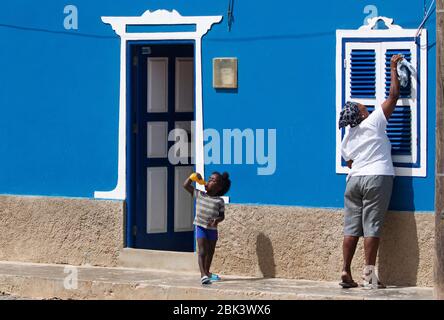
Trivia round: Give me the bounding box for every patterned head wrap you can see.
[338,101,362,129]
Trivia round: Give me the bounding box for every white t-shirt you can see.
[341,107,395,177]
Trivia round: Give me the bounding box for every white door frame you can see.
[95,10,222,199]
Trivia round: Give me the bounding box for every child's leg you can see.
[206,239,217,275]
[197,238,210,277]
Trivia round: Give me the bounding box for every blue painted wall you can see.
[0,0,437,211]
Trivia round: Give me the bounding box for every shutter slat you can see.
[350,49,376,98]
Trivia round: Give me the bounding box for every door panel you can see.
[175,58,194,112]
[147,57,168,113]
[146,167,168,234]
[131,43,195,252]
[174,166,195,232]
[147,122,168,158]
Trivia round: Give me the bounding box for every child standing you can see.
[183,171,231,285]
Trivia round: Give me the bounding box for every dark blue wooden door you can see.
[132,44,195,251]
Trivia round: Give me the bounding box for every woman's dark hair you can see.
[213,171,231,196]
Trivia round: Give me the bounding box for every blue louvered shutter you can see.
[384,49,413,156]
[350,49,376,98]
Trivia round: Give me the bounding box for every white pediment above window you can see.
[359,16,403,31]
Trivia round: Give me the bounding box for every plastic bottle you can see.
[190,173,206,185]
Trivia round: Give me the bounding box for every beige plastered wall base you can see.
[0,196,434,287]
[212,204,434,287]
[0,195,124,266]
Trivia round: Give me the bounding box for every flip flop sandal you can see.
[339,280,359,288]
[339,274,358,288]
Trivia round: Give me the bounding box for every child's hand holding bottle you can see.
[189,172,206,185]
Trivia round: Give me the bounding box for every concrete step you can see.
[117,248,199,273]
[0,261,434,300]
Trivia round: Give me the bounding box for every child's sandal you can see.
[201,276,211,285]
[210,273,221,281]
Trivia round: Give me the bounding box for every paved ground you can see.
[0,261,434,300]
[0,292,33,300]
[0,294,18,300]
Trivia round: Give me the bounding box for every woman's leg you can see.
[361,176,393,287]
[362,177,393,264]
[364,237,380,266]
[342,176,363,284]
[342,236,359,280]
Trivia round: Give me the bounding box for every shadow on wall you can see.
[388,176,416,212]
[256,233,276,278]
[378,176,420,286]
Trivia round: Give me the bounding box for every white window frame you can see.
[336,16,427,177]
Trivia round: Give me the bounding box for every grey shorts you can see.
[344,175,394,238]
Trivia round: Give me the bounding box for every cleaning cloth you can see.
[397,57,416,88]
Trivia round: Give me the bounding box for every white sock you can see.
[363,265,379,288]
[363,265,375,275]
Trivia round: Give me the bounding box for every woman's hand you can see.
[347,160,353,169]
[390,54,403,70]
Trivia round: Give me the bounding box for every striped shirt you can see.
[193,190,225,230]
